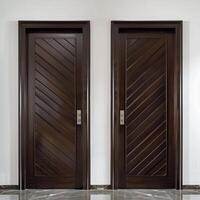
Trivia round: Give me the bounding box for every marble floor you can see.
[0,189,200,200]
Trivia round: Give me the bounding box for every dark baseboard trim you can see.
[0,185,19,190]
[182,185,200,190]
[1,184,199,190]
[90,185,111,190]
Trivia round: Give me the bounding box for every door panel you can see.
[28,33,78,187]
[111,22,182,189]
[19,22,90,189]
[125,34,168,178]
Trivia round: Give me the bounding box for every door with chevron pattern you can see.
[21,22,90,189]
[111,22,182,189]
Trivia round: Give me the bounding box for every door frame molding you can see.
[19,21,90,189]
[111,21,183,189]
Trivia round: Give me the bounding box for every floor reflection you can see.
[0,195,19,200]
[183,196,200,200]
[0,189,200,200]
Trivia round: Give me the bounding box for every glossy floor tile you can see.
[0,189,200,200]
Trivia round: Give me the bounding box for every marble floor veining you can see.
[0,189,200,200]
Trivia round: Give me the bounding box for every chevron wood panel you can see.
[125,37,167,177]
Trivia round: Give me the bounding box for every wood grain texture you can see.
[19,21,90,189]
[111,21,182,189]
[125,36,167,177]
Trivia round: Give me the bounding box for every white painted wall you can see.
[0,0,200,185]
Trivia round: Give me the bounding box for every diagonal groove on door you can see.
[35,53,73,82]
[127,140,166,175]
[34,86,75,126]
[55,38,75,56]
[143,156,167,176]
[127,39,164,71]
[126,74,165,111]
[35,62,74,98]
[35,103,75,142]
[35,42,74,75]
[35,113,75,147]
[127,48,165,92]
[44,38,75,64]
[35,54,73,87]
[36,114,75,153]
[127,111,165,148]
[35,79,74,109]
[35,87,74,119]
[35,71,74,107]
[127,129,166,172]
[35,92,74,125]
[127,102,165,135]
[35,138,75,176]
[126,52,165,103]
[64,38,76,48]
[126,120,166,158]
[126,84,165,120]
[136,147,167,176]
[36,126,76,165]
[126,89,165,128]
[36,39,74,67]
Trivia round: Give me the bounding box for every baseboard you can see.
[3,184,199,190]
[0,185,19,190]
[182,185,200,190]
[90,185,111,190]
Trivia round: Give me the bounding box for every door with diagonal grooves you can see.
[20,21,90,189]
[112,22,182,189]
[28,33,78,188]
[125,34,168,178]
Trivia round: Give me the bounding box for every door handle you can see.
[77,110,81,125]
[120,110,125,125]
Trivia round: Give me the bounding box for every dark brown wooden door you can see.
[111,22,182,189]
[19,22,90,189]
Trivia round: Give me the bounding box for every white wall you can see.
[0,0,200,185]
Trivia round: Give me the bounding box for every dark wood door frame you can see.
[111,21,182,189]
[19,21,90,189]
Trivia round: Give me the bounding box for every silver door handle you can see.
[120,110,125,125]
[77,110,81,125]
